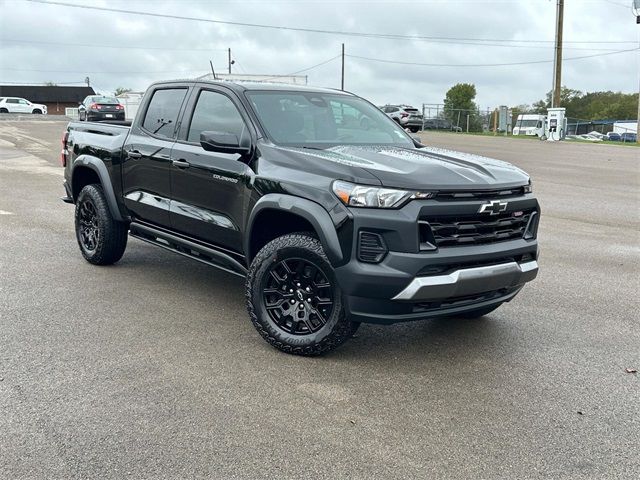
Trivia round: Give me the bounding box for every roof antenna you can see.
[209,60,217,80]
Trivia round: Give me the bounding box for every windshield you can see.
[518,119,540,128]
[246,91,414,148]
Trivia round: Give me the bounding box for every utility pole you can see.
[635,0,640,143]
[341,43,345,91]
[228,48,232,74]
[85,76,90,87]
[637,76,640,144]
[552,0,564,107]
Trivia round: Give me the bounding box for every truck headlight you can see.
[332,180,432,208]
[523,181,533,194]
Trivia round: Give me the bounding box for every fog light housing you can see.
[358,231,388,263]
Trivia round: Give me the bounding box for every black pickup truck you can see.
[62,80,540,355]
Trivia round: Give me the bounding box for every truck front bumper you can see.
[335,240,538,324]
[333,195,540,324]
[391,260,538,301]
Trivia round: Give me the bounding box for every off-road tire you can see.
[246,233,359,356]
[455,304,501,319]
[75,184,128,265]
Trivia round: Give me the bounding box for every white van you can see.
[513,114,545,137]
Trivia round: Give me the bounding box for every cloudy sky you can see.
[1,0,638,110]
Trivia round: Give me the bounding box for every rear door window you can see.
[142,88,188,139]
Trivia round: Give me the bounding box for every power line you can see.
[260,55,341,81]
[0,36,623,53]
[599,0,630,7]
[2,47,633,76]
[0,38,229,52]
[24,0,638,45]
[286,55,342,75]
[0,66,207,74]
[0,80,88,85]
[346,47,639,68]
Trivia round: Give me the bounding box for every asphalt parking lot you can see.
[1,118,638,479]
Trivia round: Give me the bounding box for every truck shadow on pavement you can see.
[118,243,515,363]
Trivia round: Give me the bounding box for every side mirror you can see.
[200,131,250,155]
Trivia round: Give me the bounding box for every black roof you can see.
[151,79,351,96]
[0,85,96,103]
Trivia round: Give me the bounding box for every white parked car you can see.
[0,97,48,114]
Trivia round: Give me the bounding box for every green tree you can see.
[509,104,533,129]
[114,87,132,96]
[443,83,481,131]
[532,99,548,114]
[530,87,637,120]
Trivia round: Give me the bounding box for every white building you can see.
[196,73,308,85]
[612,121,638,135]
[115,91,145,121]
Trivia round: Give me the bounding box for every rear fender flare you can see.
[72,155,126,222]
[245,194,343,266]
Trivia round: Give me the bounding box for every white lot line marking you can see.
[0,210,15,215]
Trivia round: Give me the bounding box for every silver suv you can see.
[380,105,423,133]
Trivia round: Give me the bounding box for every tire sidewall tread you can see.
[75,184,127,265]
[246,233,358,356]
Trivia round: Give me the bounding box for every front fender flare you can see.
[245,194,343,266]
[72,155,126,222]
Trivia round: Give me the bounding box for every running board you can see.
[129,222,247,278]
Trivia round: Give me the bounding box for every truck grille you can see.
[420,210,535,247]
[434,186,527,201]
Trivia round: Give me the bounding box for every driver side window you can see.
[187,90,246,144]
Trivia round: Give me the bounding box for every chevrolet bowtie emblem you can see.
[478,200,508,215]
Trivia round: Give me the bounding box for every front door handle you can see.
[172,159,191,169]
[126,149,142,159]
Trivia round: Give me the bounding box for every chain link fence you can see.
[420,104,494,133]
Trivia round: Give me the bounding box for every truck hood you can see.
[276,145,530,190]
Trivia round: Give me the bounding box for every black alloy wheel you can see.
[74,184,128,265]
[262,257,334,336]
[246,233,359,356]
[78,198,100,253]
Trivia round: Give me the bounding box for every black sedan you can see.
[79,95,125,122]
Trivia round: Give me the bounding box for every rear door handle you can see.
[172,159,191,169]
[126,149,142,159]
